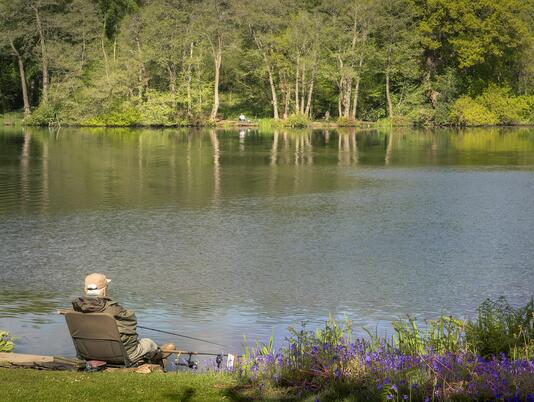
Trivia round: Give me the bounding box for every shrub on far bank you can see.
[282,113,310,128]
[336,116,357,127]
[450,86,534,126]
[477,85,534,125]
[24,103,57,126]
[449,96,499,126]
[138,91,176,126]
[409,107,436,127]
[376,116,413,127]
[0,112,24,127]
[82,102,142,127]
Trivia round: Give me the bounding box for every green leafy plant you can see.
[392,315,465,355]
[477,85,534,125]
[0,330,15,352]
[465,297,534,359]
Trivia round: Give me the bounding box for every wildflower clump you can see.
[239,300,534,401]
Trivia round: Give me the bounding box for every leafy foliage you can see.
[449,96,499,126]
[477,85,534,125]
[465,297,534,360]
[0,330,15,352]
[450,87,534,126]
[1,0,534,125]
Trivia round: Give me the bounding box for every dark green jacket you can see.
[71,296,139,355]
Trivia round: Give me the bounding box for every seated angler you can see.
[71,273,175,368]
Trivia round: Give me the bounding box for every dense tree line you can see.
[1,0,534,126]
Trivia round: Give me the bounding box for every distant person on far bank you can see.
[239,113,246,123]
[71,273,175,366]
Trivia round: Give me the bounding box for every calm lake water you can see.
[0,126,533,357]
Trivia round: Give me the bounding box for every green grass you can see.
[0,368,326,401]
[0,368,241,402]
[0,367,359,401]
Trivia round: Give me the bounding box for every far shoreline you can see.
[4,112,534,130]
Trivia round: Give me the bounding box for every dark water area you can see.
[0,127,533,357]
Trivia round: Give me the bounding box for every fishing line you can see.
[138,325,227,348]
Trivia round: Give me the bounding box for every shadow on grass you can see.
[221,383,373,402]
[161,386,196,401]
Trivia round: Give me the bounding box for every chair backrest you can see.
[64,311,131,366]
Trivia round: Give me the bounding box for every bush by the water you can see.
[0,330,15,352]
[282,113,311,128]
[239,298,534,401]
[449,96,499,126]
[450,86,534,126]
[336,116,357,127]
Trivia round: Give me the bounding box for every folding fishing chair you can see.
[63,310,137,368]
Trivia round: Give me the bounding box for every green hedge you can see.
[450,86,534,126]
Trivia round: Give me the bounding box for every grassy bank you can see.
[0,369,315,402]
[0,369,241,402]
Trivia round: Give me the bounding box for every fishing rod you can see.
[138,325,227,348]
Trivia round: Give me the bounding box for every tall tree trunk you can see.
[281,76,290,119]
[80,22,86,72]
[343,77,352,117]
[295,54,300,114]
[283,91,290,119]
[135,35,147,99]
[252,32,279,119]
[385,70,393,119]
[267,63,279,119]
[210,37,222,121]
[101,20,111,90]
[9,39,30,117]
[32,4,48,103]
[305,79,314,118]
[351,53,364,119]
[300,63,306,114]
[167,63,176,109]
[337,56,344,117]
[337,80,343,117]
[197,56,203,111]
[187,42,194,115]
[351,76,360,120]
[305,59,317,118]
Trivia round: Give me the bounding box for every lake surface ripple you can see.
[0,127,533,356]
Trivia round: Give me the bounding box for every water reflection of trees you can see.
[1,126,534,215]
